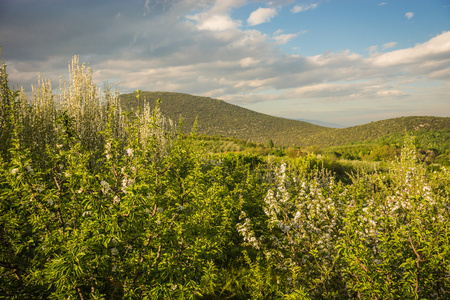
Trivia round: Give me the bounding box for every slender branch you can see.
[52,166,66,229]
[408,234,421,293]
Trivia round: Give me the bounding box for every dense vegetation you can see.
[1,54,449,299]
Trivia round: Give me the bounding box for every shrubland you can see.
[1,53,449,299]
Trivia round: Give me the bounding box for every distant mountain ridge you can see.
[295,118,346,128]
[119,91,450,147]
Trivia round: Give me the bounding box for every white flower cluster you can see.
[239,161,341,274]
[121,178,134,193]
[236,211,260,249]
[120,165,135,193]
[105,142,112,160]
[100,180,111,195]
[139,102,176,156]
[126,148,134,157]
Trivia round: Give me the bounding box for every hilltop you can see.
[120,91,332,146]
[318,116,450,147]
[119,91,450,147]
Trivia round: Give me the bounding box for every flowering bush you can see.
[236,138,450,299]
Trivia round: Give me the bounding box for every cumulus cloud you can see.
[370,31,450,67]
[186,0,245,31]
[189,14,241,31]
[405,12,414,19]
[247,7,278,26]
[291,3,318,13]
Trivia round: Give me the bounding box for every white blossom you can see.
[126,148,134,157]
[100,180,111,195]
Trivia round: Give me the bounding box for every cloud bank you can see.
[0,0,448,126]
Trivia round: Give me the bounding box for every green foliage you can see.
[1,52,449,299]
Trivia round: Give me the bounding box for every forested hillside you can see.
[321,116,450,147]
[120,91,450,148]
[120,91,332,146]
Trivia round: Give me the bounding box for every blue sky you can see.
[1,0,449,126]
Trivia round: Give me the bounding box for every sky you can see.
[1,0,449,127]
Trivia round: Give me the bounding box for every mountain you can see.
[120,91,333,146]
[119,91,450,147]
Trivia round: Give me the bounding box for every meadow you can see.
[1,55,449,299]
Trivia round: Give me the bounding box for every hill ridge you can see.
[119,91,450,147]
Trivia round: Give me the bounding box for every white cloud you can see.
[370,31,450,67]
[186,0,245,31]
[191,14,241,31]
[273,33,298,44]
[240,57,260,68]
[368,45,378,55]
[291,3,318,13]
[247,7,278,26]
[379,2,388,6]
[382,42,397,49]
[369,42,397,55]
[405,12,414,19]
[274,29,283,35]
[144,0,151,16]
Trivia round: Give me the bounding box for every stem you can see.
[408,234,421,294]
